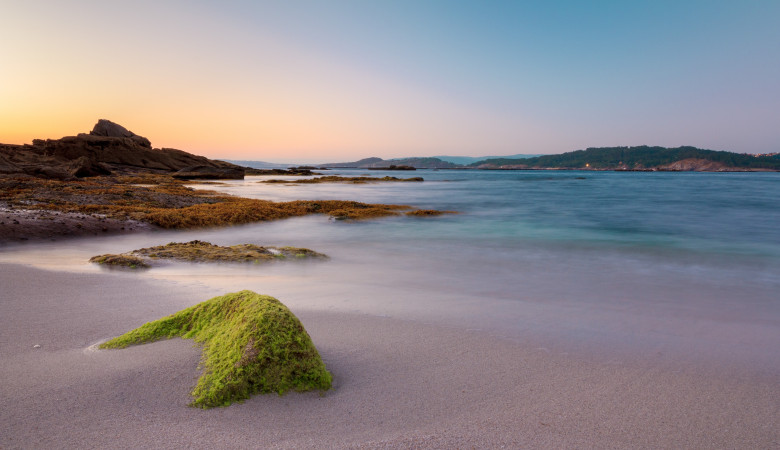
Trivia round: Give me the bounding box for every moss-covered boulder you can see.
[100,290,332,408]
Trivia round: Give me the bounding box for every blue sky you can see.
[2,0,778,159]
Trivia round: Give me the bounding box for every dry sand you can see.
[1,263,778,448]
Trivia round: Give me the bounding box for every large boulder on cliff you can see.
[89,119,152,148]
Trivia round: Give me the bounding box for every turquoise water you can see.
[3,170,779,368]
[210,169,780,257]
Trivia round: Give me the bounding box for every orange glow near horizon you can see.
[3,2,777,160]
[0,2,549,161]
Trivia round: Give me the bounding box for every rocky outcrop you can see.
[658,158,731,171]
[88,119,152,148]
[0,120,244,179]
[67,156,113,178]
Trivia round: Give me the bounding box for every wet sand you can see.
[1,263,778,448]
[0,204,154,244]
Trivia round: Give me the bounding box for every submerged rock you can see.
[172,165,245,180]
[405,209,456,216]
[100,290,332,407]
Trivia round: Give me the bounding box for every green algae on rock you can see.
[134,240,326,262]
[89,240,327,268]
[100,290,332,408]
[88,253,150,269]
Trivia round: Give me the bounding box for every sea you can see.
[3,169,779,371]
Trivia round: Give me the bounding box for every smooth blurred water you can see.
[205,169,780,255]
[2,169,779,368]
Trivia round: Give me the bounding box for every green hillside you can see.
[470,146,780,170]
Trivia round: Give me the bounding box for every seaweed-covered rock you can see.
[100,291,332,407]
[88,240,327,268]
[89,253,150,269]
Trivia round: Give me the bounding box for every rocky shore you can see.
[0,119,244,180]
[0,121,449,245]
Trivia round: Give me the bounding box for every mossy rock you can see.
[89,254,150,269]
[89,240,327,268]
[100,290,332,408]
[134,240,327,263]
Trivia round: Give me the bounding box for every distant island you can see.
[320,157,460,169]
[316,147,780,171]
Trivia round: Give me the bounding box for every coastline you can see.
[2,262,777,448]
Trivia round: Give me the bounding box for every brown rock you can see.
[67,156,112,178]
[89,119,151,148]
[0,120,246,179]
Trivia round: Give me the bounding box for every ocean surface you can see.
[3,169,779,370]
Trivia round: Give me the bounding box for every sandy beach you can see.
[1,262,777,449]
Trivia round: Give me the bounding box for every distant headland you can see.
[314,147,780,171]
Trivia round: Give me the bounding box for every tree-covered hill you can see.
[470,146,780,170]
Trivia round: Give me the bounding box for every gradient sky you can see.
[2,1,779,161]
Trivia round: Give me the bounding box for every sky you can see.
[1,1,779,161]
